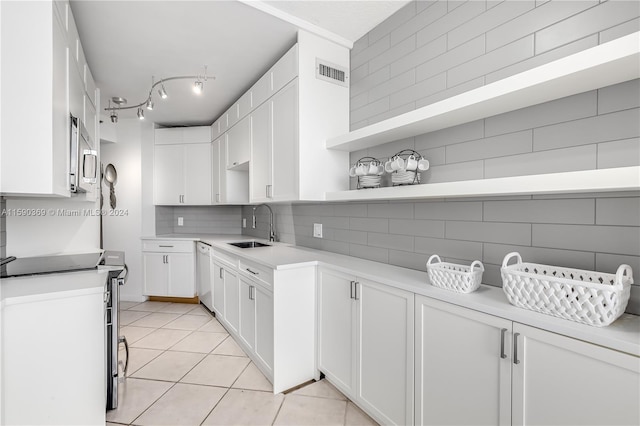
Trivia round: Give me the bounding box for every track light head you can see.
[158,85,168,99]
[110,111,118,123]
[137,107,145,120]
[193,80,203,94]
[145,98,154,110]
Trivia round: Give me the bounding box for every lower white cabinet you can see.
[317,267,414,426]
[212,260,225,316]
[223,267,240,334]
[239,275,275,376]
[512,322,640,426]
[415,296,512,426]
[415,295,640,426]
[212,248,315,393]
[142,240,195,297]
[1,274,106,425]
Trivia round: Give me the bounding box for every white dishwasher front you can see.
[196,242,213,311]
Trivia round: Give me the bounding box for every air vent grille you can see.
[316,59,349,87]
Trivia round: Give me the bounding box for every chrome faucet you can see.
[252,204,276,242]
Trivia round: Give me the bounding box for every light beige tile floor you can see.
[109,301,378,426]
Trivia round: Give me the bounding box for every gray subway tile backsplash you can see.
[597,138,640,169]
[483,199,595,224]
[532,224,640,256]
[595,198,640,226]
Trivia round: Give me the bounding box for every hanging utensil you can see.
[104,163,118,209]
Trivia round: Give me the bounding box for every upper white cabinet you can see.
[226,116,251,169]
[154,126,212,205]
[1,0,99,197]
[250,80,298,202]
[1,2,69,196]
[318,267,414,426]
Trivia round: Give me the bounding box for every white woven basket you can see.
[427,255,484,294]
[501,252,633,327]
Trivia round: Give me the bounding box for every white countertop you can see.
[145,233,640,356]
[1,268,112,305]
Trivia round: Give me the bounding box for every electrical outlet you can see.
[242,218,247,228]
[313,223,323,238]
[177,217,184,226]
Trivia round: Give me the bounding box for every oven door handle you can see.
[118,336,129,381]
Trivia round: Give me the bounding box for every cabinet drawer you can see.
[143,240,194,253]
[212,249,238,269]
[239,259,273,289]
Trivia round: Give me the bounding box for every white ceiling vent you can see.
[316,59,349,87]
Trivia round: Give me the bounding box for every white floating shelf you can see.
[327,32,640,152]
[324,167,640,201]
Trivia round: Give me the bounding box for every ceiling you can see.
[71,0,410,127]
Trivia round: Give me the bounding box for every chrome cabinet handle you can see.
[265,185,269,198]
[219,268,224,279]
[350,281,355,299]
[354,281,360,300]
[159,245,174,248]
[166,255,169,264]
[216,193,220,203]
[513,332,521,365]
[500,328,508,359]
[246,268,258,275]
[249,285,255,300]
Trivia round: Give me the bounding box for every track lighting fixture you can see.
[105,66,211,121]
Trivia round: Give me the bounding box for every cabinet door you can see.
[226,116,250,168]
[212,261,225,317]
[223,268,240,334]
[184,143,212,205]
[211,139,221,204]
[219,136,227,203]
[250,101,271,203]
[239,278,256,350]
[69,56,84,121]
[271,45,298,95]
[154,144,184,205]
[357,279,413,426]
[182,126,212,144]
[271,79,298,201]
[167,253,195,297]
[143,253,168,296]
[83,96,97,146]
[155,128,183,145]
[255,285,274,373]
[415,296,512,426]
[512,323,640,426]
[317,268,357,396]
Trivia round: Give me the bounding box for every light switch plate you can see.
[313,223,323,238]
[178,217,184,226]
[242,218,247,228]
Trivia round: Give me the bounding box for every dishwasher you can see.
[196,242,213,311]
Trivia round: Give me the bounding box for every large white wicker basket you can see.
[427,255,484,294]
[501,252,633,327]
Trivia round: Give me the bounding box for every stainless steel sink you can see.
[228,241,271,249]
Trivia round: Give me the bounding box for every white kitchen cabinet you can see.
[84,64,97,107]
[1,273,106,425]
[223,268,240,334]
[226,116,251,169]
[415,296,512,426]
[251,73,271,110]
[250,80,298,202]
[212,260,225,317]
[212,138,223,204]
[254,284,274,374]
[271,44,298,95]
[1,2,69,196]
[155,126,211,145]
[142,240,196,298]
[317,268,357,395]
[213,135,249,205]
[512,322,640,426]
[415,295,640,426]
[69,55,84,121]
[154,142,212,205]
[239,278,257,350]
[238,91,252,119]
[317,268,414,426]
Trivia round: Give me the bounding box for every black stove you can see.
[0,252,103,278]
